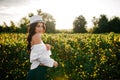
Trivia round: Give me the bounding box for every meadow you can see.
[0,32,120,80]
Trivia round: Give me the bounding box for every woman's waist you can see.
[30,61,46,69]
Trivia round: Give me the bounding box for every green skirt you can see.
[27,65,48,80]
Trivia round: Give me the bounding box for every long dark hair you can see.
[27,22,46,54]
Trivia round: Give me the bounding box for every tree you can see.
[0,25,3,33]
[19,17,29,33]
[2,22,10,32]
[73,15,87,33]
[108,17,120,33]
[91,16,99,33]
[43,13,56,33]
[92,16,99,27]
[92,15,120,33]
[92,15,109,33]
[0,22,6,33]
[98,15,109,33]
[10,21,16,32]
[28,13,34,17]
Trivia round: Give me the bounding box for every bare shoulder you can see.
[33,33,41,38]
[32,33,42,44]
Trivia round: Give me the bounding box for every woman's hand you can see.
[45,44,51,50]
[54,61,58,68]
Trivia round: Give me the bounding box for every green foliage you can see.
[0,9,56,33]
[73,15,87,33]
[108,17,120,33]
[98,15,109,33]
[10,21,16,32]
[19,17,29,33]
[92,15,120,33]
[0,33,120,80]
[0,33,29,80]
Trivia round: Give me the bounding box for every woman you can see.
[27,15,58,80]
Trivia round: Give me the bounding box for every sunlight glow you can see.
[0,0,120,29]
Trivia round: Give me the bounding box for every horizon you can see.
[0,0,120,30]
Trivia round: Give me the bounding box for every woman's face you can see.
[35,22,45,33]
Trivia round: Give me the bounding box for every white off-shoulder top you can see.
[30,41,54,70]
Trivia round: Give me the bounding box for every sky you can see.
[0,0,120,30]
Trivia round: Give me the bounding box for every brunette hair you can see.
[27,22,46,54]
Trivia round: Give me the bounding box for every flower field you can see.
[0,33,120,80]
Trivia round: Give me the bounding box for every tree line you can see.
[0,9,120,33]
[73,15,120,33]
[0,9,56,33]
[89,15,120,33]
